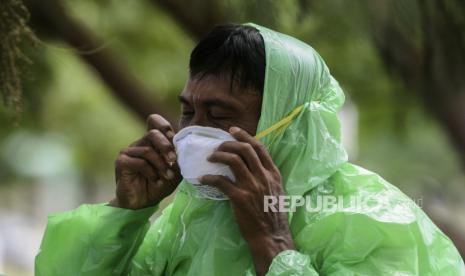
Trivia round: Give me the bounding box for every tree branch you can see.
[368,0,465,256]
[150,0,228,40]
[368,0,465,168]
[419,0,465,167]
[25,0,176,124]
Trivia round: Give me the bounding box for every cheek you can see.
[240,109,261,135]
[210,120,234,132]
[232,116,260,136]
[240,121,259,136]
[239,98,261,135]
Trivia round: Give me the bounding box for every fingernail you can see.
[166,169,174,180]
[156,179,164,186]
[230,126,241,133]
[167,151,177,162]
[166,130,175,138]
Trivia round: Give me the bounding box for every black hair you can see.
[189,23,265,94]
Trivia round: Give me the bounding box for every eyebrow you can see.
[178,95,190,105]
[178,95,236,110]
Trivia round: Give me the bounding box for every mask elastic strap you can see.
[254,104,306,140]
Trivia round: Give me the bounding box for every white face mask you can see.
[173,126,236,200]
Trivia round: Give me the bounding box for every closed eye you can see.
[209,114,231,120]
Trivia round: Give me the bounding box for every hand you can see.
[199,127,295,276]
[109,114,182,209]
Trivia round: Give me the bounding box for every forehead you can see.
[181,75,259,103]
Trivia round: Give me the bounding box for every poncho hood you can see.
[248,23,348,196]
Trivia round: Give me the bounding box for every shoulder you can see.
[289,163,464,274]
[292,163,417,225]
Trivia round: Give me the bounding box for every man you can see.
[36,23,464,275]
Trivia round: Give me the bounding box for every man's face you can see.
[178,75,262,135]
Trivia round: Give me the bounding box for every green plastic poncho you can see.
[35,23,465,275]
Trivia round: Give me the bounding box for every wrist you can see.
[248,232,295,276]
[250,232,295,256]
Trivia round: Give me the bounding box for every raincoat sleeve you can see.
[266,210,464,275]
[35,203,160,275]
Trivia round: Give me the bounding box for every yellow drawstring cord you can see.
[254,104,305,140]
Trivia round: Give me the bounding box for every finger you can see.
[123,147,176,180]
[230,126,275,170]
[208,151,250,183]
[138,129,177,164]
[199,174,237,198]
[146,114,175,139]
[116,154,158,181]
[217,141,264,174]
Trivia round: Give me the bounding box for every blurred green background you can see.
[1,0,464,275]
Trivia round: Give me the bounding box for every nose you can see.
[188,112,214,128]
